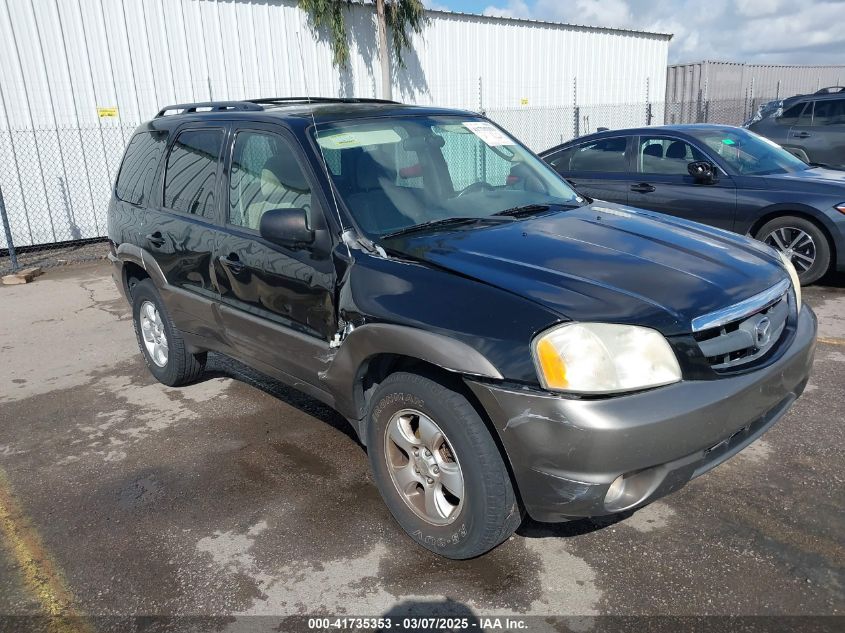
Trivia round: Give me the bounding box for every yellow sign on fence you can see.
[96,107,119,118]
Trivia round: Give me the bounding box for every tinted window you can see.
[229,131,312,231]
[797,101,814,126]
[812,99,845,126]
[115,131,167,205]
[638,137,706,175]
[569,138,628,172]
[777,102,807,125]
[163,129,224,218]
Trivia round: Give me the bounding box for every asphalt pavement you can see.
[0,261,842,632]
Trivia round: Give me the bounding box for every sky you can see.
[423,0,845,65]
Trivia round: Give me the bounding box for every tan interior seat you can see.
[245,154,311,230]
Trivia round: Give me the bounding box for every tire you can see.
[366,372,521,559]
[755,215,831,285]
[131,278,206,386]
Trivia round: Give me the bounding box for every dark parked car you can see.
[108,99,815,559]
[540,124,845,284]
[745,88,845,169]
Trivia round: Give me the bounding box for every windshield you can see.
[687,128,810,176]
[311,116,582,238]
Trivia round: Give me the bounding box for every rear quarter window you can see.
[115,131,168,205]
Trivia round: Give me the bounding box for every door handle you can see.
[792,132,811,138]
[219,254,245,274]
[630,183,656,193]
[145,232,165,247]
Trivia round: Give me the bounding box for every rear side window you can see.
[569,138,628,172]
[812,99,845,126]
[163,129,225,219]
[115,131,167,205]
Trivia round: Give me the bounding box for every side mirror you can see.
[688,161,718,184]
[259,207,314,247]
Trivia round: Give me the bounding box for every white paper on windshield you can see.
[462,121,514,146]
[316,128,401,150]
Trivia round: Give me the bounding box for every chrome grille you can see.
[692,279,793,372]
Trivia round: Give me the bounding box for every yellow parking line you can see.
[0,469,92,633]
[818,336,845,347]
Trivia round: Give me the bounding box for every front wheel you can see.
[366,372,521,559]
[755,215,831,285]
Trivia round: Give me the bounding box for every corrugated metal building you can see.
[667,61,845,104]
[0,0,671,248]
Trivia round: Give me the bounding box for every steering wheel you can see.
[456,181,496,197]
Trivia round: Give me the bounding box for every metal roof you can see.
[426,8,673,40]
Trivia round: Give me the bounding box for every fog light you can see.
[605,475,625,504]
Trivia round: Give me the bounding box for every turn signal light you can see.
[535,337,568,389]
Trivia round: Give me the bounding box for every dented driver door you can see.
[213,123,337,383]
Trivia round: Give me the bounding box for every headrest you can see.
[666,141,688,160]
[355,150,395,191]
[643,143,663,158]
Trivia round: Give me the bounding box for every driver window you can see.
[776,102,807,125]
[229,131,312,231]
[638,137,705,175]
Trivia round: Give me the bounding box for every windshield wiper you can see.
[380,216,510,240]
[492,202,587,218]
[493,204,550,218]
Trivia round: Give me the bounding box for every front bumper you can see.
[466,305,817,522]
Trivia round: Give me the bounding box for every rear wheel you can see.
[366,372,521,559]
[131,279,206,386]
[755,215,831,285]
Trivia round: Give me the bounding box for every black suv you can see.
[746,88,845,169]
[108,98,816,559]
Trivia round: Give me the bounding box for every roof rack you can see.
[814,86,845,95]
[248,97,399,105]
[154,97,401,119]
[155,101,264,118]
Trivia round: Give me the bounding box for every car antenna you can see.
[294,28,353,257]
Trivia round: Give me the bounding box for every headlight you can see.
[532,323,682,394]
[777,250,802,311]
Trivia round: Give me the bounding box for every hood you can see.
[763,166,845,194]
[385,203,787,335]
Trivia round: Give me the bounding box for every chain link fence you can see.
[0,124,135,275]
[0,96,784,276]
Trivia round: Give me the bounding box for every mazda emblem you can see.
[755,317,772,347]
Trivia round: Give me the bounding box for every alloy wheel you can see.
[139,300,168,367]
[383,409,465,526]
[764,226,816,274]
